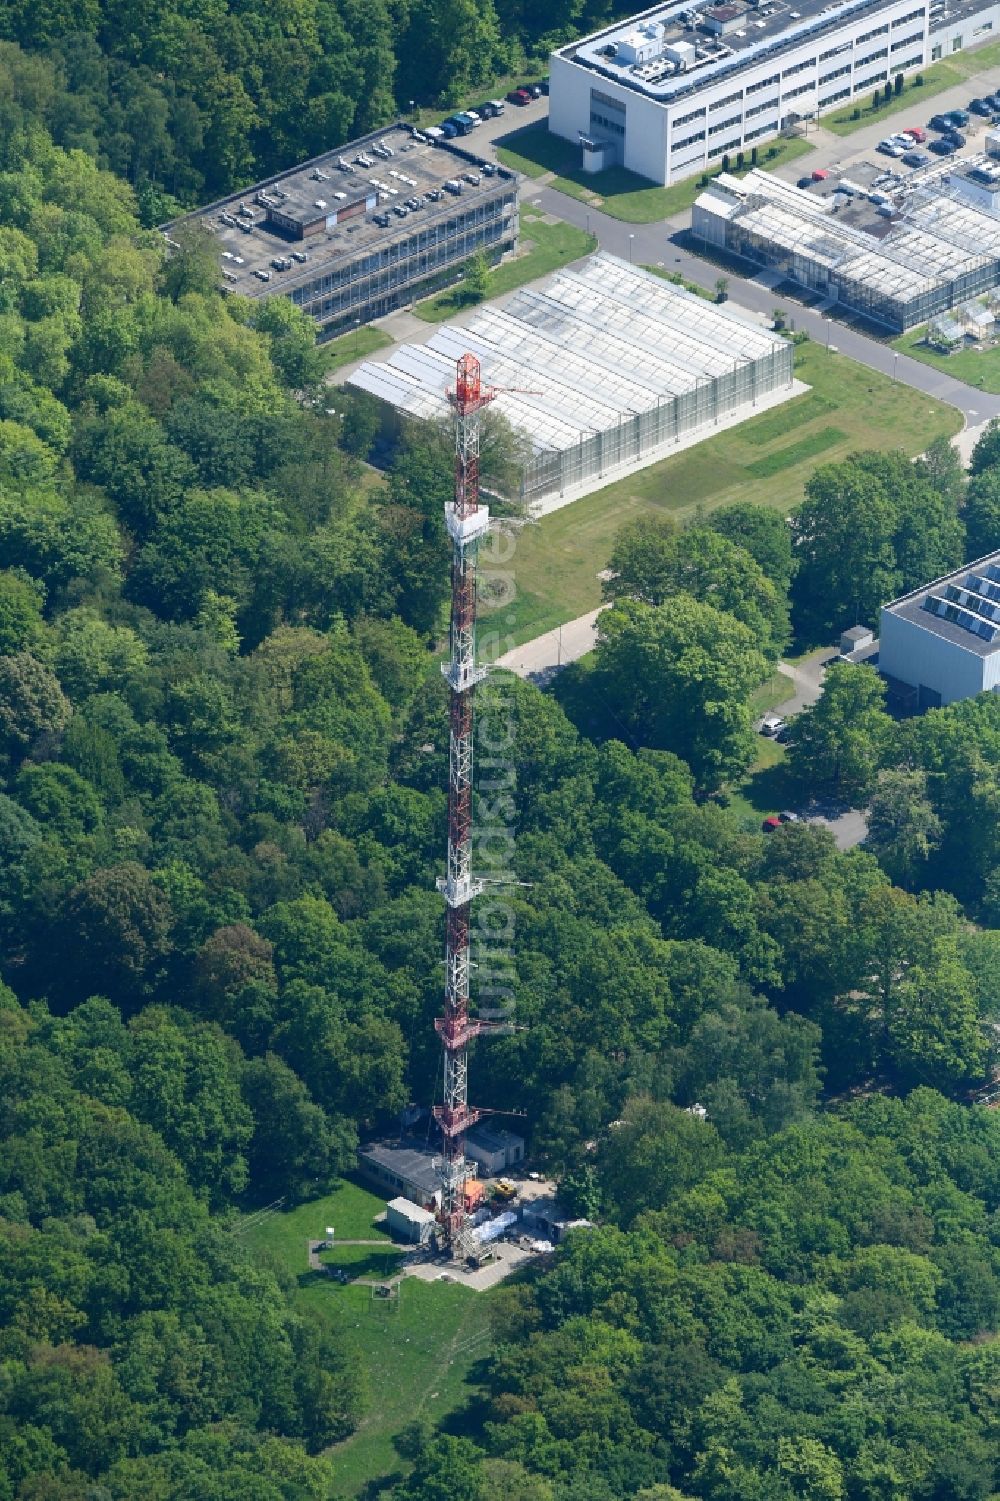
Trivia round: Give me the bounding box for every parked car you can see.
[526,82,542,97]
[507,87,531,105]
[439,119,458,138]
[903,149,930,166]
[928,113,952,131]
[797,174,814,188]
[902,124,927,141]
[929,137,956,155]
[970,97,992,115]
[778,810,800,824]
[540,75,550,94]
[944,129,967,147]
[475,101,498,119]
[811,167,829,180]
[759,713,785,737]
[877,138,906,156]
[762,815,783,833]
[947,109,970,125]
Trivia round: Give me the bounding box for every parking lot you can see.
[762,53,1000,195]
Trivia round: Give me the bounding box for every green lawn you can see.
[239,1177,391,1269]
[726,738,797,828]
[892,322,1000,393]
[320,1279,493,1498]
[750,670,794,720]
[495,124,812,222]
[822,61,962,135]
[482,341,962,645]
[240,1180,495,1498]
[948,36,1000,77]
[821,36,1000,135]
[413,205,595,322]
[323,326,393,371]
[319,1243,409,1278]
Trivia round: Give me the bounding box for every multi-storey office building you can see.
[549,0,1000,186]
[168,123,519,336]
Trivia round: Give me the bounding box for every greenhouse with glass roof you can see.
[347,253,795,508]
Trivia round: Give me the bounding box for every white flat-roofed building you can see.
[879,550,1000,709]
[549,0,1000,187]
[386,1196,437,1244]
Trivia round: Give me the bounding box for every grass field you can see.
[495,124,812,222]
[324,326,393,371]
[892,322,1000,393]
[751,670,794,720]
[726,737,796,827]
[320,1243,409,1277]
[949,36,1000,77]
[320,1279,492,1498]
[822,36,1000,134]
[482,341,962,646]
[822,62,962,135]
[241,1180,494,1499]
[413,205,595,321]
[240,1178,392,1265]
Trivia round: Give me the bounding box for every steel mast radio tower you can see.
[433,353,497,1258]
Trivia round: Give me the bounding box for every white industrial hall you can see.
[348,253,796,509]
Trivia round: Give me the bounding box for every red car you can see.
[762,815,782,832]
[811,168,829,181]
[507,88,532,106]
[903,125,927,141]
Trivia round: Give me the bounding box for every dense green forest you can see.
[3,40,1000,1499]
[0,0,631,220]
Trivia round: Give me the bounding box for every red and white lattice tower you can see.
[433,353,496,1257]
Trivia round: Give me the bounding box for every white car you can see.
[877,138,906,156]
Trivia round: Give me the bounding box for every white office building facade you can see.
[549,0,1000,187]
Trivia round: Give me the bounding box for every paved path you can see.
[495,606,605,679]
[813,806,869,850]
[775,650,838,716]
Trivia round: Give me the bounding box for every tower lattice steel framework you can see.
[433,352,498,1257]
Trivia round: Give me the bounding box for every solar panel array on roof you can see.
[348,253,794,508]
